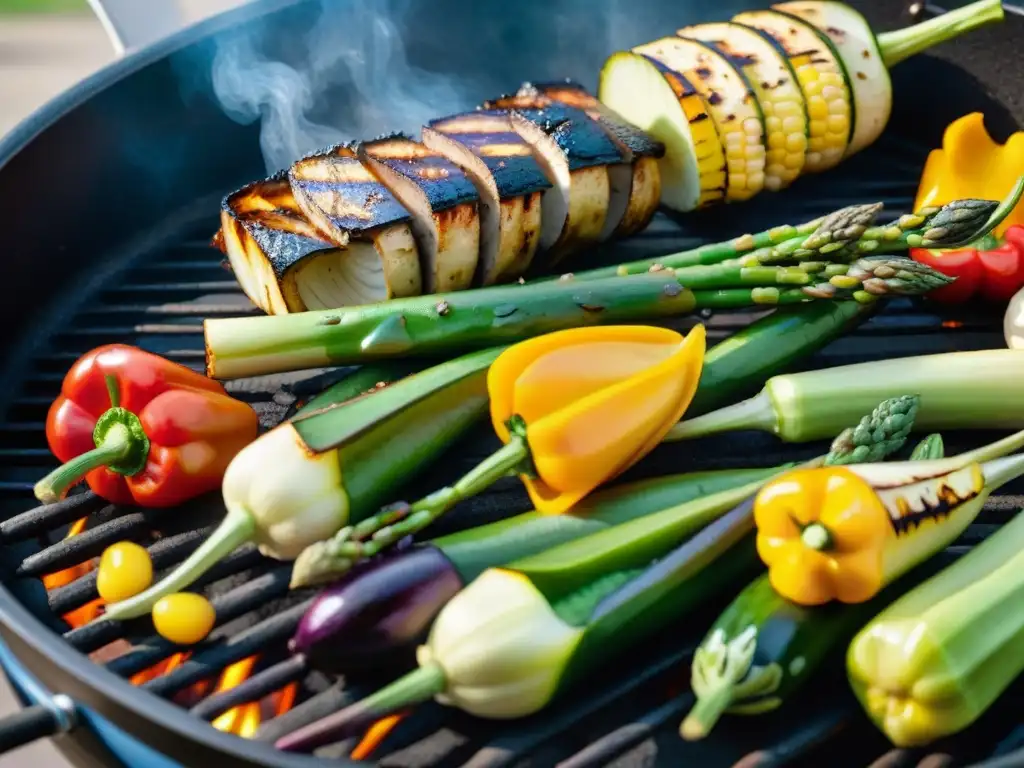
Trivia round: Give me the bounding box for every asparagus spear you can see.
[582,179,1024,278]
[205,257,951,379]
[824,395,919,466]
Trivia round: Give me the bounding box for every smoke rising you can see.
[210,0,474,174]
[206,0,724,175]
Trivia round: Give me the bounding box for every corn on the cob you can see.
[733,10,851,173]
[634,37,766,202]
[679,22,808,191]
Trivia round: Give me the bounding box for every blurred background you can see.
[0,0,249,137]
[0,2,253,765]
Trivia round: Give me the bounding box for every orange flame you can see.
[351,713,406,761]
[42,522,297,737]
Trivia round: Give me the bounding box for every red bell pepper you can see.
[35,345,259,507]
[911,225,1024,304]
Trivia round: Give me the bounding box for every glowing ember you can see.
[942,320,965,328]
[351,713,406,761]
[41,522,297,738]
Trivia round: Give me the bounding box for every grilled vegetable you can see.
[97,346,502,624]
[669,349,1024,444]
[358,134,481,294]
[504,81,664,239]
[848,498,1024,747]
[633,36,767,202]
[599,52,726,212]
[913,227,1024,304]
[276,475,786,752]
[286,143,423,310]
[290,464,785,672]
[754,427,1024,606]
[481,97,625,263]
[217,174,346,315]
[292,325,706,575]
[681,433,946,740]
[583,189,1018,280]
[731,9,852,173]
[915,111,1024,239]
[34,345,258,508]
[204,254,947,379]
[678,22,807,191]
[422,111,549,284]
[689,299,875,416]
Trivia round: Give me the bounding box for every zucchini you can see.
[774,1,891,158]
[633,36,767,202]
[682,433,948,740]
[678,21,808,191]
[848,504,1024,747]
[732,9,853,173]
[598,51,727,213]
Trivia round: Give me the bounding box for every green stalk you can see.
[877,0,1005,68]
[666,349,1024,444]
[573,216,825,280]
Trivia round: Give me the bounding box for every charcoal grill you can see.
[0,0,1023,766]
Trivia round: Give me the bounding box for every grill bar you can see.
[191,655,308,721]
[0,149,1021,768]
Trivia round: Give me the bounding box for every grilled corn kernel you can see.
[96,541,153,603]
[153,593,216,646]
[790,60,851,173]
[753,82,808,191]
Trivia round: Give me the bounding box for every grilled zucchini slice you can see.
[513,80,665,239]
[733,9,853,173]
[358,135,481,295]
[774,1,890,158]
[278,148,423,312]
[483,95,624,264]
[679,22,807,191]
[634,36,766,202]
[422,111,548,285]
[598,51,727,213]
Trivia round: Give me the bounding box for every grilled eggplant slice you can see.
[512,80,664,240]
[634,36,767,203]
[679,22,808,191]
[422,112,548,285]
[732,9,853,173]
[598,51,728,213]
[287,145,424,310]
[773,1,890,158]
[483,95,625,264]
[358,135,481,294]
[220,174,418,314]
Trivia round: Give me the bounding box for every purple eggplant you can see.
[287,466,785,676]
[290,544,463,675]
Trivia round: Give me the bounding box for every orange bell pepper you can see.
[915,113,1024,238]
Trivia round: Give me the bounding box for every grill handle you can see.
[85,0,252,56]
[0,696,76,755]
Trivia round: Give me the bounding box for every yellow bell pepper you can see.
[915,113,1024,237]
[286,324,708,584]
[753,467,893,606]
[489,324,707,514]
[753,432,1024,607]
